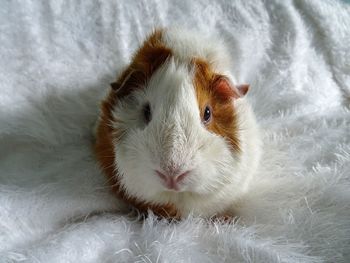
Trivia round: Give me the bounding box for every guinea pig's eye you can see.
[203,105,212,124]
[143,103,151,124]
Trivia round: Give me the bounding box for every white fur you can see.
[1,0,350,262]
[112,31,261,216]
[163,28,234,78]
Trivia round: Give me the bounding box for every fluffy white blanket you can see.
[1,0,350,262]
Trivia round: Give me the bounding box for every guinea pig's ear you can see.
[110,82,119,90]
[213,76,250,100]
[110,68,135,91]
[236,84,250,97]
[110,68,145,98]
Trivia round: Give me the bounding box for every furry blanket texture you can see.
[1,0,350,262]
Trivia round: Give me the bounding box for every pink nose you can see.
[155,170,190,191]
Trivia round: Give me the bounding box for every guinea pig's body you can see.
[95,28,261,219]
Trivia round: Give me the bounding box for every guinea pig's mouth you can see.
[155,170,190,192]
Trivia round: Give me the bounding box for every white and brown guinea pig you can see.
[94,28,261,219]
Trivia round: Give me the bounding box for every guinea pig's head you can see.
[96,29,259,205]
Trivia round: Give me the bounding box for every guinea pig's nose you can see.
[155,170,190,191]
[175,171,191,183]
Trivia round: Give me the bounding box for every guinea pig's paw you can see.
[210,213,238,224]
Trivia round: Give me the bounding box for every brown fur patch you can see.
[111,29,172,98]
[192,58,241,153]
[95,29,180,219]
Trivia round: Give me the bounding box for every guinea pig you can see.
[94,28,262,219]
